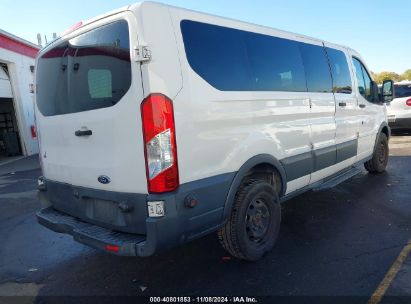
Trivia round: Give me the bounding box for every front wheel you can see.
[364,133,389,173]
[218,180,281,261]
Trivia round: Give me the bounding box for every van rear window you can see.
[36,20,131,116]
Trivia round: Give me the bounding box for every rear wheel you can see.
[218,180,281,261]
[365,133,389,173]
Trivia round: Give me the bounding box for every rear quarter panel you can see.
[130,2,183,100]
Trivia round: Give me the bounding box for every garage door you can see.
[0,67,12,98]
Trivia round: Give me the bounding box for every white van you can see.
[386,81,411,130]
[35,2,395,261]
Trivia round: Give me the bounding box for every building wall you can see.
[0,47,38,156]
[0,68,13,98]
[0,98,19,132]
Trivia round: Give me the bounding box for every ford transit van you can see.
[35,2,395,261]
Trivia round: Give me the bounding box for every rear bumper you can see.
[37,207,146,256]
[36,173,235,256]
[388,117,411,129]
[36,206,184,257]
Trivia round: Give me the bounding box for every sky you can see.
[1,0,410,74]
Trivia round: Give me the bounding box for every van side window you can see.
[326,48,352,94]
[352,58,373,102]
[394,84,411,98]
[180,20,251,91]
[245,32,306,92]
[180,20,306,92]
[299,43,333,93]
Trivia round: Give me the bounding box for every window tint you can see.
[326,48,352,94]
[352,57,373,102]
[180,20,251,91]
[180,20,307,92]
[299,43,332,93]
[394,84,411,98]
[245,32,306,91]
[36,20,131,116]
[353,58,366,95]
[361,64,373,102]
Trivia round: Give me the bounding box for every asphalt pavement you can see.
[0,135,410,304]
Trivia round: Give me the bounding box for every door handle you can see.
[75,130,92,136]
[338,102,347,107]
[359,104,366,108]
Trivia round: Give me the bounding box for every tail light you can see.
[33,111,44,174]
[105,244,119,253]
[30,125,37,138]
[141,94,179,193]
[406,98,411,106]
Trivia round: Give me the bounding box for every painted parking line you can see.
[368,239,411,304]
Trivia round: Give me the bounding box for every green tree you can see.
[373,71,401,84]
[401,69,411,81]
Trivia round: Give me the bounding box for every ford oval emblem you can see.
[98,175,111,184]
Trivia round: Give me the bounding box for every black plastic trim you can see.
[314,145,336,172]
[336,139,358,163]
[280,139,358,182]
[388,118,411,130]
[37,207,145,256]
[38,180,148,234]
[281,151,313,181]
[279,156,371,203]
[222,154,287,220]
[37,173,235,257]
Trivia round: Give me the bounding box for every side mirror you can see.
[382,80,395,103]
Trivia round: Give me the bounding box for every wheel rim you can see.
[245,198,270,243]
[378,140,387,165]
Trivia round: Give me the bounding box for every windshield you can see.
[36,20,131,116]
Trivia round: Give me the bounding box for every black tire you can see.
[364,133,389,173]
[218,179,281,261]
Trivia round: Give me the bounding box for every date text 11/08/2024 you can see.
[149,297,258,303]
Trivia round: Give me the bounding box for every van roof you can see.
[129,1,353,51]
[395,80,411,85]
[37,4,130,53]
[43,1,357,56]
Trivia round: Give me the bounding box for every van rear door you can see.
[35,12,148,193]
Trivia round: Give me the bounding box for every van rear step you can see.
[36,207,146,256]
